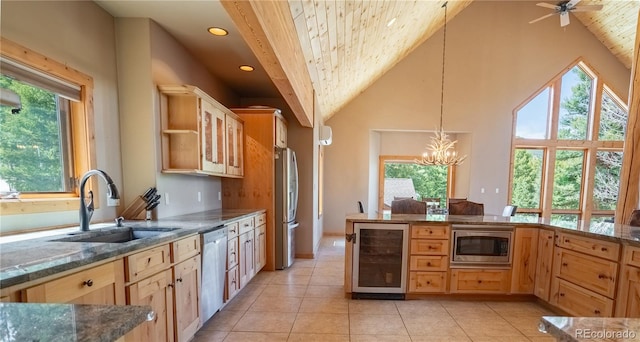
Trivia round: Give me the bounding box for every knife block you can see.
[121,196,147,220]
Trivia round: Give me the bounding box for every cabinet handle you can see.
[565,239,571,243]
[244,223,250,227]
[176,278,183,283]
[83,279,94,287]
[601,247,608,252]
[426,281,431,285]
[559,292,565,297]
[477,280,482,284]
[426,262,432,266]
[547,235,553,239]
[598,274,607,279]
[428,231,433,234]
[168,283,174,288]
[562,262,568,267]
[594,310,601,315]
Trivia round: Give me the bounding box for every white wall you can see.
[323,1,631,233]
[0,1,121,232]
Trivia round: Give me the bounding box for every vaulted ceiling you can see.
[97,0,639,127]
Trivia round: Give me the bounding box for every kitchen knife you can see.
[146,200,160,211]
[143,188,157,202]
[148,193,161,204]
[141,187,154,200]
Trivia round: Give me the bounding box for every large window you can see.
[509,60,627,227]
[0,38,96,216]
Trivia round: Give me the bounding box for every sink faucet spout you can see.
[79,169,120,232]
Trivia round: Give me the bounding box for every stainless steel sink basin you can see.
[52,227,180,243]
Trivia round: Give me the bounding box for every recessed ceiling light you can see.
[239,65,254,72]
[208,27,228,36]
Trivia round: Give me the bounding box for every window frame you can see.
[508,59,627,223]
[378,155,455,213]
[0,37,97,216]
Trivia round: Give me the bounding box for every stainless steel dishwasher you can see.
[200,226,227,323]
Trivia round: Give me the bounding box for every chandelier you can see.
[416,1,466,166]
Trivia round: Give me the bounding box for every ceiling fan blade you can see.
[536,2,558,9]
[571,4,604,12]
[566,0,582,9]
[529,12,556,24]
[560,12,570,27]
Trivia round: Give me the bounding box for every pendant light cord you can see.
[440,1,448,132]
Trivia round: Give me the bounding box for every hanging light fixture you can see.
[416,1,466,166]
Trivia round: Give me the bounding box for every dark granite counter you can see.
[0,302,153,342]
[346,213,640,246]
[0,208,264,288]
[540,316,640,341]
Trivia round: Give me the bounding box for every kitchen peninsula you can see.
[345,213,640,317]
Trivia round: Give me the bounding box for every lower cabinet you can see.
[551,278,613,317]
[254,223,266,271]
[126,269,174,342]
[534,229,555,301]
[450,269,511,293]
[407,225,449,294]
[173,255,201,342]
[510,227,538,294]
[239,229,255,288]
[615,245,640,317]
[23,259,125,305]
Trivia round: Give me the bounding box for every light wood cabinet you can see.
[158,84,243,178]
[125,244,171,283]
[551,278,613,317]
[553,248,618,298]
[225,114,244,177]
[511,227,539,294]
[125,269,174,342]
[24,260,125,305]
[275,114,287,148]
[239,229,255,288]
[173,254,201,342]
[556,232,620,261]
[255,223,267,272]
[450,269,511,293]
[615,245,640,317]
[408,224,449,294]
[534,229,555,301]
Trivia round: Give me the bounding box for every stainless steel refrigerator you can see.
[275,147,299,269]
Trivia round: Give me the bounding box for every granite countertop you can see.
[0,208,264,288]
[540,316,640,341]
[345,213,640,246]
[0,302,153,342]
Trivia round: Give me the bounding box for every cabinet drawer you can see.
[255,213,266,227]
[556,232,620,261]
[227,222,239,240]
[226,266,240,301]
[126,244,171,283]
[239,217,254,235]
[127,268,172,302]
[624,245,640,268]
[410,239,448,255]
[227,237,239,269]
[172,235,200,263]
[411,225,449,240]
[554,248,618,298]
[410,255,448,271]
[551,278,613,317]
[450,269,510,293]
[408,272,446,293]
[24,261,117,303]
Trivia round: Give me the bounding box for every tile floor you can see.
[193,236,558,342]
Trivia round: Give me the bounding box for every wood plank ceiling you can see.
[285,0,639,122]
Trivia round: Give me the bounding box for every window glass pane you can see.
[598,90,627,141]
[550,214,579,229]
[384,162,448,208]
[593,150,622,210]
[515,88,550,139]
[590,216,615,235]
[558,66,591,140]
[0,74,70,192]
[552,150,584,210]
[511,149,543,209]
[513,213,540,223]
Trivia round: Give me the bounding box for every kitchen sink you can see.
[52,227,180,243]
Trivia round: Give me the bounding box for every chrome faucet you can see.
[79,169,120,232]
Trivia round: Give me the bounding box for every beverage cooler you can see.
[351,223,409,299]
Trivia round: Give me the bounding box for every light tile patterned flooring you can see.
[193,237,557,342]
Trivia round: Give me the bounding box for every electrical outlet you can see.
[197,191,202,202]
[481,188,485,193]
[218,191,221,201]
[165,193,170,205]
[495,188,500,194]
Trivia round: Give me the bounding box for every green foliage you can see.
[0,75,64,192]
[385,163,448,206]
[511,149,542,208]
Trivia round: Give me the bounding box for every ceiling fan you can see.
[529,0,604,27]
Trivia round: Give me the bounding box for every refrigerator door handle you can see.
[289,222,300,229]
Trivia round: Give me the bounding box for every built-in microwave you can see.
[451,225,514,267]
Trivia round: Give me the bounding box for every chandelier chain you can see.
[440,1,447,132]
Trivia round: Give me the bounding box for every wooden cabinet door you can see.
[24,260,125,305]
[173,255,201,342]
[534,229,555,301]
[274,115,287,148]
[201,100,226,174]
[239,230,255,288]
[550,278,613,317]
[225,115,244,176]
[255,224,266,272]
[126,269,174,342]
[511,227,538,294]
[615,265,640,317]
[553,248,618,298]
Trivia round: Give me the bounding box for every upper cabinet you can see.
[274,114,287,148]
[231,107,287,148]
[158,85,243,178]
